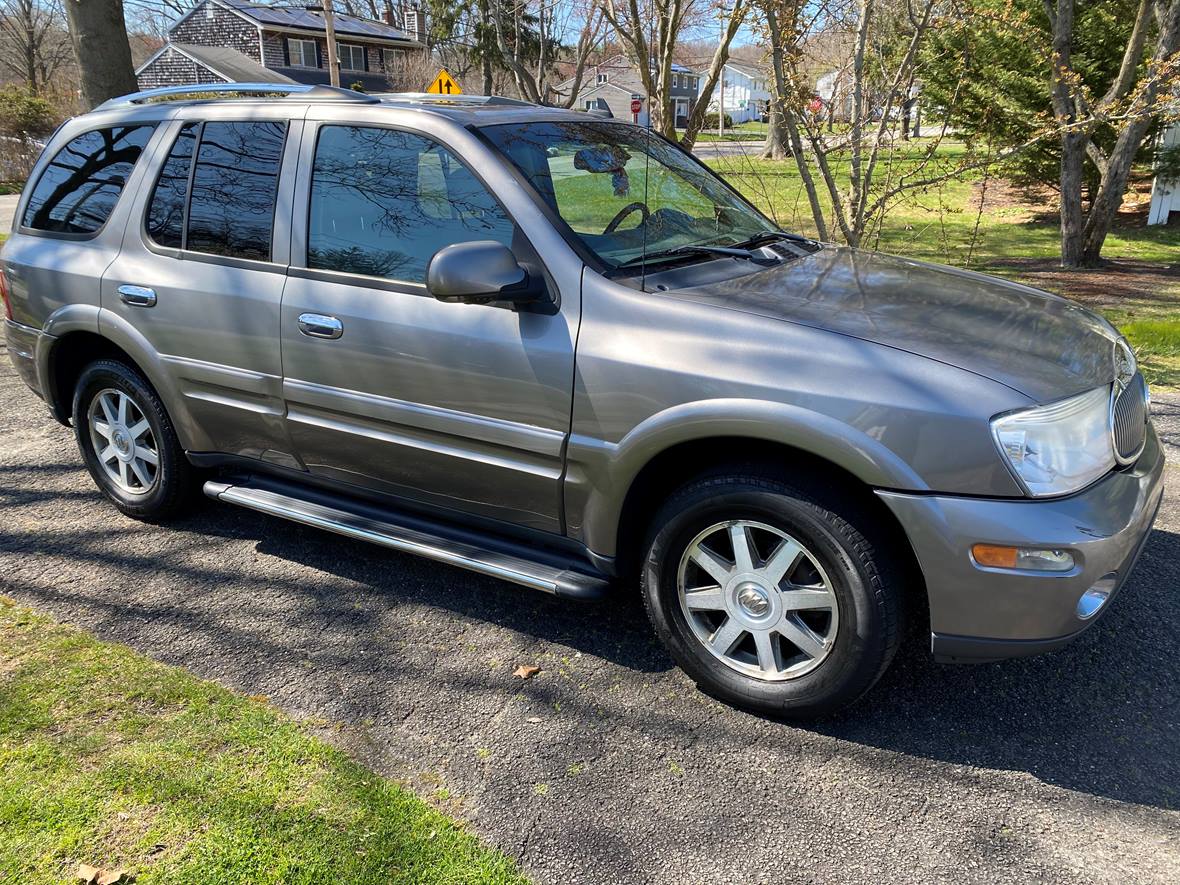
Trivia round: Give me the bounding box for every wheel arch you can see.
[40,311,208,451]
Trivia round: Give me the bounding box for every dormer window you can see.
[597,73,608,84]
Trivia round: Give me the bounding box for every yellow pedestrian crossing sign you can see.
[426,70,461,95]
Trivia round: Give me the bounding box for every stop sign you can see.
[631,98,642,114]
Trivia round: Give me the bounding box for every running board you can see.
[203,480,609,599]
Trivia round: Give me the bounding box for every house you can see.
[136,0,427,94]
[553,55,700,127]
[1148,120,1179,225]
[701,61,769,124]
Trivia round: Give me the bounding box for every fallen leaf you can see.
[76,865,101,885]
[513,665,541,680]
[97,871,131,885]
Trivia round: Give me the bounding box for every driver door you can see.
[279,119,577,533]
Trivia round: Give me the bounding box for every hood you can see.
[672,246,1120,402]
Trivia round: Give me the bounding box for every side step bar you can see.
[203,480,610,599]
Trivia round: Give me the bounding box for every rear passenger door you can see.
[101,109,301,464]
[279,117,578,534]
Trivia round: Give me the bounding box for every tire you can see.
[71,359,194,521]
[641,470,903,718]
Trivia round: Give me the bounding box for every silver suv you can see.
[1,84,1163,716]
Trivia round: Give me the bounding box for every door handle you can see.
[298,313,343,339]
[117,284,157,307]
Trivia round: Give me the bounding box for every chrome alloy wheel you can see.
[87,388,159,495]
[677,520,840,681]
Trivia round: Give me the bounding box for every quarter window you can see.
[22,125,154,235]
[288,38,317,67]
[145,123,197,248]
[338,43,366,72]
[307,125,515,284]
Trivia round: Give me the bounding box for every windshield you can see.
[479,121,777,270]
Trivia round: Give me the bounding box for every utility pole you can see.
[321,0,340,87]
[717,3,729,138]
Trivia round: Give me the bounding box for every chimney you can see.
[397,4,427,46]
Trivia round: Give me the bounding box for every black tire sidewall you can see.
[72,360,190,520]
[642,480,895,717]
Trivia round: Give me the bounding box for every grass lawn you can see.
[690,121,770,143]
[0,597,526,885]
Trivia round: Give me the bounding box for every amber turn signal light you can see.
[971,544,1075,572]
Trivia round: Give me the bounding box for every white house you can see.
[1148,120,1179,225]
[700,61,770,124]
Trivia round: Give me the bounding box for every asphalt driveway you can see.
[2,323,1178,883]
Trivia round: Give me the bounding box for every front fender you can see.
[564,398,930,558]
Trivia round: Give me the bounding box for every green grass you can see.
[0,597,527,885]
[690,121,770,143]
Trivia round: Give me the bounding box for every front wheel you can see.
[72,359,194,521]
[641,471,903,717]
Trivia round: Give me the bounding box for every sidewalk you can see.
[0,193,19,234]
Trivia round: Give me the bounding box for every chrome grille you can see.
[1112,373,1148,464]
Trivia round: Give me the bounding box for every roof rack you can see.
[96,83,380,110]
[376,92,537,107]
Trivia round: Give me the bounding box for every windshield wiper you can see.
[615,244,755,270]
[729,229,817,251]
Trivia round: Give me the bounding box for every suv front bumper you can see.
[878,422,1165,663]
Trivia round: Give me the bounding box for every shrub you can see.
[0,87,55,140]
[702,112,734,129]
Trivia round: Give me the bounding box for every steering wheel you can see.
[603,201,650,234]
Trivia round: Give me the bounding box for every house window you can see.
[288,38,317,68]
[382,48,405,72]
[673,74,679,88]
[584,99,596,110]
[337,42,366,72]
[597,73,608,84]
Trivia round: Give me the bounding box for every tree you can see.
[678,0,748,147]
[63,0,137,108]
[757,0,975,248]
[491,0,606,105]
[598,0,742,138]
[0,0,73,91]
[923,0,1180,267]
[1048,0,1180,266]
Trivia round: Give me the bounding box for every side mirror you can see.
[426,241,549,309]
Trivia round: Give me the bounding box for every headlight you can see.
[991,386,1114,497]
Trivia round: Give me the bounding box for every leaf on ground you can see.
[512,665,541,680]
[76,865,101,885]
[98,871,131,885]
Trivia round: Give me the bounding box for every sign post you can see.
[426,70,462,95]
[631,96,642,123]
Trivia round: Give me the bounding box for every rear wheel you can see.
[72,359,194,521]
[641,471,903,717]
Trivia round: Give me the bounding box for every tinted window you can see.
[23,125,154,235]
[145,123,197,248]
[308,125,514,283]
[186,121,286,260]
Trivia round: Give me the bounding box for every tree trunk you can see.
[760,6,789,160]
[478,0,493,94]
[64,0,137,109]
[1059,131,1087,267]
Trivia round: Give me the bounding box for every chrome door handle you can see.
[298,313,343,339]
[117,284,157,307]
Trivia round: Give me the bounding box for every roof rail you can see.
[376,92,537,107]
[96,83,380,110]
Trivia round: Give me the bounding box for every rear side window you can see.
[307,125,514,283]
[144,120,287,261]
[23,125,154,235]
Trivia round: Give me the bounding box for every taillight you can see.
[0,266,11,321]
